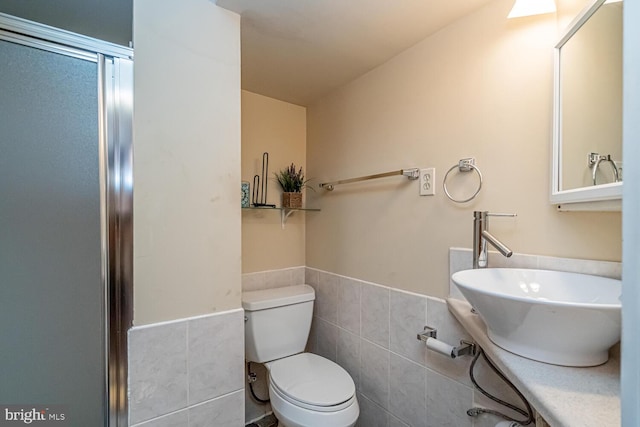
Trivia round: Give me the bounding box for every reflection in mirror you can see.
[551,0,623,208]
[560,0,622,191]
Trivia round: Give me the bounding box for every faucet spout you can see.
[481,230,513,258]
[472,211,516,269]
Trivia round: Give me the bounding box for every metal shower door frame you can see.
[0,13,134,427]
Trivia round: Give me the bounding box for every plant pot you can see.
[282,192,302,209]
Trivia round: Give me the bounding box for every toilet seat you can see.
[270,380,357,413]
[267,353,356,412]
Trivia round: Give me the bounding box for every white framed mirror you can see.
[551,0,623,210]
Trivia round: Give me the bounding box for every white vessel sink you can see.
[451,268,621,367]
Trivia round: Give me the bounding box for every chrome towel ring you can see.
[443,158,483,203]
[588,152,620,186]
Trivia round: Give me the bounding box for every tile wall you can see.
[124,252,620,426]
[242,266,508,427]
[304,268,502,427]
[127,309,245,427]
[241,250,621,427]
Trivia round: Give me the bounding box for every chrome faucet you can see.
[473,211,516,268]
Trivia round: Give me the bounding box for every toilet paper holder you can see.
[417,326,477,359]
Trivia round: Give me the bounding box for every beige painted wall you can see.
[133,0,241,325]
[306,0,622,298]
[241,91,307,273]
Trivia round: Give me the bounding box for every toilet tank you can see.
[242,284,315,363]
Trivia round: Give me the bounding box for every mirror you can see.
[551,0,623,209]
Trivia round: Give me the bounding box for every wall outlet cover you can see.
[420,168,435,196]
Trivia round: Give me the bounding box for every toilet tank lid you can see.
[242,284,315,311]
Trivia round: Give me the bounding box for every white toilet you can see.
[242,284,359,427]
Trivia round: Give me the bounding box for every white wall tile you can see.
[130,409,188,427]
[389,354,427,427]
[426,369,473,427]
[188,390,244,427]
[291,266,306,285]
[129,322,188,425]
[360,339,390,410]
[129,310,245,426]
[537,255,622,279]
[390,290,427,365]
[487,251,538,269]
[242,271,266,291]
[361,283,390,349]
[338,276,361,335]
[317,271,338,323]
[337,328,361,389]
[264,268,294,289]
[357,393,389,427]
[315,317,338,362]
[305,267,320,287]
[188,310,244,404]
[389,416,410,427]
[426,297,470,347]
[245,268,306,291]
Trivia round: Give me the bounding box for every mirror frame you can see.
[551,0,622,209]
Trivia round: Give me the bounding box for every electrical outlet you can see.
[420,168,435,196]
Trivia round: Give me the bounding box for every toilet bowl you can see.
[242,285,360,427]
[266,353,358,427]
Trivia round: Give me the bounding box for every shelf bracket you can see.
[281,209,295,229]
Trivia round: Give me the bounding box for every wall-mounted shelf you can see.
[242,206,320,228]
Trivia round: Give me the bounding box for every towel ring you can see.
[443,158,483,203]
[588,152,620,186]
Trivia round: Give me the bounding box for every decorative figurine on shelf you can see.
[274,163,312,209]
[241,181,250,208]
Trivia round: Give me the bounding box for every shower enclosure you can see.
[0,13,132,426]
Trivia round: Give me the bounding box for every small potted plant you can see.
[274,163,311,208]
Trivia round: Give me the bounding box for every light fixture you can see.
[507,0,557,18]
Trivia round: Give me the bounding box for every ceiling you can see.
[216,0,496,106]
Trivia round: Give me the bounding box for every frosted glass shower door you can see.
[0,39,105,425]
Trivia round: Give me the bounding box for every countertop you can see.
[447,298,620,427]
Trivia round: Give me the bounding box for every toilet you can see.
[242,284,359,427]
